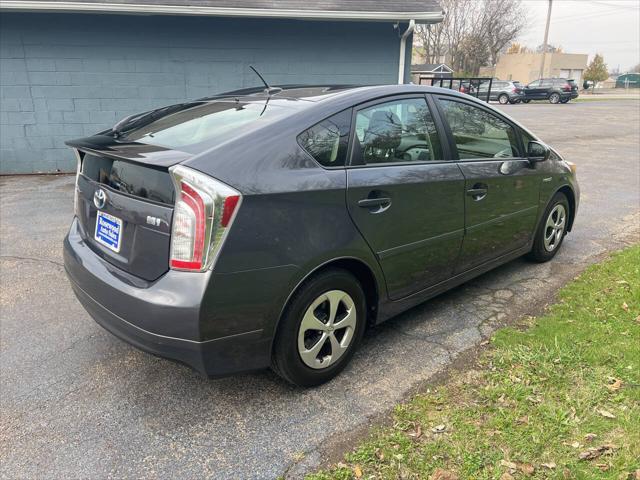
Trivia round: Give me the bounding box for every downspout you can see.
[398,19,415,84]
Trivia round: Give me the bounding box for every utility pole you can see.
[539,0,553,80]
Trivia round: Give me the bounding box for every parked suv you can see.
[63,85,579,387]
[522,78,579,103]
[478,80,524,104]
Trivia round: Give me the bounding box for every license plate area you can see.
[94,211,123,253]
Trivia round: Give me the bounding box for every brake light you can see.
[169,166,241,272]
[73,149,83,217]
[563,84,571,92]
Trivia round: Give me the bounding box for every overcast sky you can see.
[518,0,640,71]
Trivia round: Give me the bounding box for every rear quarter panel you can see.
[191,135,385,343]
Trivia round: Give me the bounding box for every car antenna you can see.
[249,65,282,96]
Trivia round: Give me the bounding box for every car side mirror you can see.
[528,141,550,162]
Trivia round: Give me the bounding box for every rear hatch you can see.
[67,96,305,280]
[567,79,579,93]
[69,139,191,281]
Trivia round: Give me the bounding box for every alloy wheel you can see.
[550,93,560,104]
[543,204,566,252]
[297,290,357,369]
[498,94,509,104]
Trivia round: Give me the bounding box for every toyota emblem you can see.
[93,188,107,209]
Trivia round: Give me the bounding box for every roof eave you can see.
[0,1,444,22]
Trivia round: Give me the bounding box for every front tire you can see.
[527,192,570,262]
[271,268,366,387]
[498,94,509,105]
[549,92,561,104]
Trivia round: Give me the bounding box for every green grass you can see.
[308,246,640,480]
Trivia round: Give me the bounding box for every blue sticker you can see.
[95,211,122,253]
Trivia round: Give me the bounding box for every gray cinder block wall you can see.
[0,13,409,174]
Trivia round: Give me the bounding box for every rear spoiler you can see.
[65,135,192,168]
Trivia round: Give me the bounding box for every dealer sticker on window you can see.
[95,211,123,253]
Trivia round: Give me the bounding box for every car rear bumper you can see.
[63,217,270,377]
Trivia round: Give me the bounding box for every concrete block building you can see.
[0,0,443,173]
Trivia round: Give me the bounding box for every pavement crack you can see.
[0,254,63,268]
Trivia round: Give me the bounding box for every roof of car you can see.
[1,0,444,22]
[211,83,470,104]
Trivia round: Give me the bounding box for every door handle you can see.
[358,197,391,213]
[466,184,488,201]
[358,198,391,208]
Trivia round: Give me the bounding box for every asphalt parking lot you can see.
[1,100,639,479]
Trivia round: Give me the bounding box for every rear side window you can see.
[438,99,521,159]
[297,109,351,167]
[352,97,443,165]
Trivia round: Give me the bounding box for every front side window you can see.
[352,97,442,165]
[297,109,351,167]
[528,80,541,88]
[438,99,520,159]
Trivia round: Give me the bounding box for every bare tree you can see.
[414,0,527,75]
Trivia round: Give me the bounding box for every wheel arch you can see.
[270,256,382,353]
[556,185,576,231]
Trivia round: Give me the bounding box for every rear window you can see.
[297,110,352,167]
[122,100,295,152]
[81,154,175,205]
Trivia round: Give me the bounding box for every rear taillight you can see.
[73,149,82,217]
[563,84,571,92]
[169,165,241,272]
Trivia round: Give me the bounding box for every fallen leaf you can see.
[578,444,617,461]
[500,460,518,471]
[374,448,384,461]
[518,463,535,475]
[596,463,610,472]
[432,424,446,433]
[541,462,557,469]
[408,424,422,439]
[622,302,629,312]
[516,415,529,425]
[500,473,514,480]
[598,409,616,419]
[353,464,363,478]
[430,468,458,480]
[584,433,597,442]
[571,441,581,449]
[607,379,623,391]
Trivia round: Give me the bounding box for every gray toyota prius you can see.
[63,84,579,386]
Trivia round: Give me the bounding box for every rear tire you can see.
[549,92,561,104]
[527,192,570,263]
[498,94,509,105]
[271,268,366,387]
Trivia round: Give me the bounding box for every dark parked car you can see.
[64,85,579,386]
[522,78,579,103]
[478,80,524,104]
